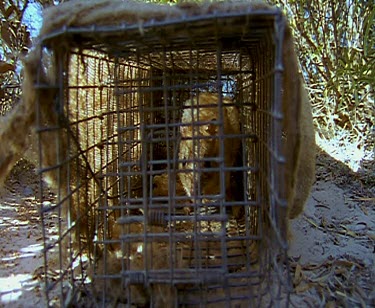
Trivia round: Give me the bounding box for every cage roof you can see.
[39,0,283,57]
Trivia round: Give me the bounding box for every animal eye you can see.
[206,119,218,135]
[203,161,211,168]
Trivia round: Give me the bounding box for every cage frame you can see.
[34,6,292,307]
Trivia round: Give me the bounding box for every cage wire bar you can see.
[36,8,291,307]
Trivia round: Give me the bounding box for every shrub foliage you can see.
[272,0,374,150]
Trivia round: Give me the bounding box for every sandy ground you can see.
[0,149,374,307]
[288,150,374,307]
[0,160,45,307]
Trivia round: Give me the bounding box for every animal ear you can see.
[206,118,218,135]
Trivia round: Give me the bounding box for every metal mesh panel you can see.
[37,10,290,307]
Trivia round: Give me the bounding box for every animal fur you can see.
[90,224,185,306]
[178,93,242,217]
[152,173,192,215]
[153,173,186,198]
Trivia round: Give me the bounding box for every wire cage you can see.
[35,6,291,307]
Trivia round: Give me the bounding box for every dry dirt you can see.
[0,160,46,307]
[0,149,374,307]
